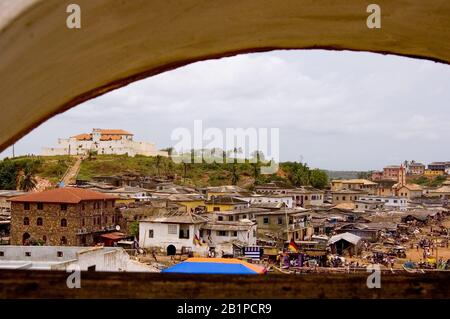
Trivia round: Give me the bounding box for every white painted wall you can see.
[42,136,168,157]
[205,225,257,246]
[240,195,293,208]
[139,221,208,255]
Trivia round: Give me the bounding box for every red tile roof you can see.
[72,133,92,141]
[99,129,132,135]
[100,135,122,141]
[9,187,118,204]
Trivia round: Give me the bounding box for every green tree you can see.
[310,169,329,189]
[0,159,17,189]
[357,171,369,179]
[284,161,310,186]
[129,220,139,239]
[18,166,37,191]
[429,175,447,187]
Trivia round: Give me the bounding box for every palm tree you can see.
[156,155,162,176]
[18,167,37,191]
[183,162,189,182]
[230,163,239,185]
[251,162,260,185]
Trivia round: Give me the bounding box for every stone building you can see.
[9,187,118,246]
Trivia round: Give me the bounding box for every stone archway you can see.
[0,1,449,151]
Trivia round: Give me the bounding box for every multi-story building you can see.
[424,169,445,177]
[205,196,249,212]
[331,190,367,205]
[358,195,409,211]
[239,194,294,208]
[407,162,425,175]
[9,187,118,246]
[383,165,401,180]
[138,211,208,255]
[255,183,324,208]
[331,179,378,195]
[42,128,168,157]
[253,209,312,242]
[370,171,383,181]
[427,162,448,172]
[354,200,385,212]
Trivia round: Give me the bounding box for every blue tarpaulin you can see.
[161,258,266,275]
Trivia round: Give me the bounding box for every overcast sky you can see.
[1,50,449,171]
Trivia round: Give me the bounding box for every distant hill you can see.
[324,170,368,180]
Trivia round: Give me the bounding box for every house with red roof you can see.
[8,187,121,246]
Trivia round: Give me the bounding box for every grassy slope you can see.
[77,154,257,187]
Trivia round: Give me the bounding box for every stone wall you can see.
[10,200,117,246]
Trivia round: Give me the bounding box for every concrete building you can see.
[354,200,385,212]
[331,190,367,205]
[407,162,425,175]
[424,169,445,177]
[0,245,157,272]
[253,208,312,242]
[138,211,208,255]
[200,219,257,249]
[255,183,324,208]
[427,162,448,172]
[383,165,402,180]
[358,195,409,211]
[42,128,168,157]
[9,187,118,246]
[331,179,378,195]
[205,196,249,212]
[239,194,293,208]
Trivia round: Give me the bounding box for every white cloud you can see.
[2,50,449,170]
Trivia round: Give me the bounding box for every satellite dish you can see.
[115,225,121,231]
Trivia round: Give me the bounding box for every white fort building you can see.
[42,128,168,157]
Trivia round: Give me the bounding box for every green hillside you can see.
[1,154,331,189]
[0,155,75,189]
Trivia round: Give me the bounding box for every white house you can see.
[358,195,409,211]
[42,128,168,157]
[200,219,257,256]
[138,211,208,255]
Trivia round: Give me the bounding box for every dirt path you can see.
[60,156,83,186]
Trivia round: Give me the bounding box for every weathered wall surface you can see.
[0,270,449,298]
[0,0,449,151]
